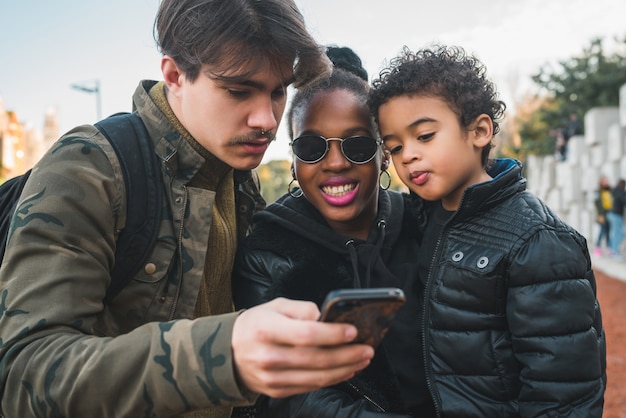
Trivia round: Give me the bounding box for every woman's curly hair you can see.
[368,44,506,165]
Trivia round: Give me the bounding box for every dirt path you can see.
[595,269,626,418]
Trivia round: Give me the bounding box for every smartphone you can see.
[319,287,406,349]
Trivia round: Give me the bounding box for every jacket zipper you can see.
[422,232,442,418]
[422,202,462,417]
[347,381,386,412]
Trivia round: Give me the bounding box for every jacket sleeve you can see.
[0,127,255,417]
[507,221,606,417]
[232,241,294,309]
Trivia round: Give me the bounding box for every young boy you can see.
[369,44,606,417]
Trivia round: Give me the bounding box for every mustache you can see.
[231,131,276,144]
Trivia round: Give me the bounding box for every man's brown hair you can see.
[154,0,331,87]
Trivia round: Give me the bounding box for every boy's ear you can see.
[471,114,493,148]
[161,55,184,96]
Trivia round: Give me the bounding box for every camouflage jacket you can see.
[0,80,264,417]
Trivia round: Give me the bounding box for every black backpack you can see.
[0,112,162,302]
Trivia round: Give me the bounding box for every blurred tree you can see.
[508,95,561,160]
[256,159,292,204]
[492,109,520,160]
[517,35,626,156]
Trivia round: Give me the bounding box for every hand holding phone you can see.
[319,287,406,349]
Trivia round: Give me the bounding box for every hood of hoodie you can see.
[251,189,407,289]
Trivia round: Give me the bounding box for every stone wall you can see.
[525,83,626,247]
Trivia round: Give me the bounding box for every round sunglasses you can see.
[290,135,382,164]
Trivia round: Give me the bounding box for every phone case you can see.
[319,288,406,348]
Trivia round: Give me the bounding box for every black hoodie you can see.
[232,189,422,417]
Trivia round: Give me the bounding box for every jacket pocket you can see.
[130,234,176,284]
[435,241,507,315]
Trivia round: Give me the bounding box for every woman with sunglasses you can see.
[231,46,424,417]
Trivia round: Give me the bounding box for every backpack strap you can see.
[95,113,162,303]
[0,170,33,259]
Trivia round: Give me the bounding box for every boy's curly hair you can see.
[368,44,506,165]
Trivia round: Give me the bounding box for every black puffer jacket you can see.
[418,158,606,417]
[232,189,420,417]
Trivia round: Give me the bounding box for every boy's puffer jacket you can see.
[419,159,606,417]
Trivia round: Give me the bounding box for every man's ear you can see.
[161,55,184,96]
[471,114,494,148]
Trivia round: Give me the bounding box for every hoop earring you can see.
[379,170,391,190]
[288,178,303,198]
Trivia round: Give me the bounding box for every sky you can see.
[1,0,625,163]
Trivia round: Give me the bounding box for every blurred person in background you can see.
[607,178,626,259]
[593,175,613,256]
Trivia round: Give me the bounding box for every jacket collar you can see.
[453,158,526,220]
[133,80,218,184]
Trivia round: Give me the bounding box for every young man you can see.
[0,1,374,417]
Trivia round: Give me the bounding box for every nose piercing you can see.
[260,129,266,135]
